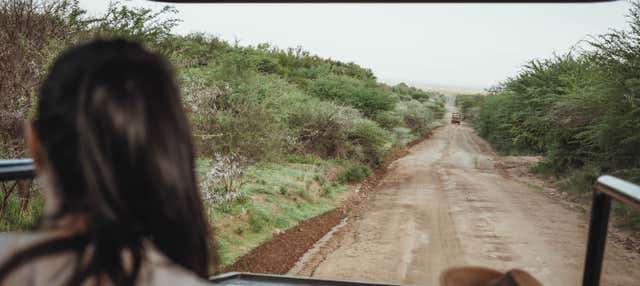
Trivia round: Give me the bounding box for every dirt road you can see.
[290,108,640,285]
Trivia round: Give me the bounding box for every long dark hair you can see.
[0,39,216,284]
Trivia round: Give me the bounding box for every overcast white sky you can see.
[79,1,632,91]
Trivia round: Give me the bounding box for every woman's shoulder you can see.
[143,243,213,286]
[0,232,214,285]
[0,231,53,261]
[0,231,68,285]
[148,264,213,286]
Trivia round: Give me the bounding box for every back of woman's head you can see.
[1,39,214,285]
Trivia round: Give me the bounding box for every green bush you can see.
[611,169,640,185]
[391,82,441,103]
[337,164,371,184]
[192,75,295,160]
[372,110,403,130]
[397,100,435,137]
[455,94,485,121]
[344,119,393,167]
[280,94,394,167]
[280,93,358,157]
[309,75,397,117]
[94,3,180,54]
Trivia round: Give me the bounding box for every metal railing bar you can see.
[0,158,35,180]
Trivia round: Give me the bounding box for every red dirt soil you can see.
[221,207,346,274]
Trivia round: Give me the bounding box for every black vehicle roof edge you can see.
[209,272,405,286]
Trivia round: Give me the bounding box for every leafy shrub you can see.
[279,90,394,166]
[455,94,485,121]
[280,93,360,158]
[397,100,435,137]
[372,110,403,130]
[611,169,640,185]
[309,75,397,117]
[392,82,444,102]
[344,119,393,167]
[337,164,371,184]
[93,3,180,53]
[0,0,86,158]
[192,75,293,160]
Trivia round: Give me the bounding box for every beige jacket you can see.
[0,231,212,286]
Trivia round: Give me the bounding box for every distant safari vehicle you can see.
[451,112,462,124]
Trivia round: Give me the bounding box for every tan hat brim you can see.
[440,266,543,286]
[440,266,504,286]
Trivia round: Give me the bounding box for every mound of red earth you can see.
[221,207,346,274]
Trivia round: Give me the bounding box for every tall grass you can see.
[0,193,43,232]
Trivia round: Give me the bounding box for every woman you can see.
[0,39,216,285]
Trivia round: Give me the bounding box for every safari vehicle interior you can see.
[1,0,638,285]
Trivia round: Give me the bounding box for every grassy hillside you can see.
[0,1,445,268]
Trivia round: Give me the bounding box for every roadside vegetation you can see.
[0,0,445,267]
[456,2,640,229]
